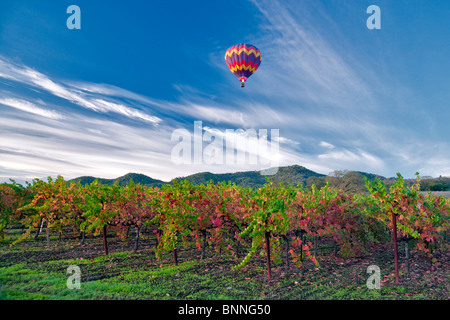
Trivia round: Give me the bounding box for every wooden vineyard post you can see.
[46,221,50,248]
[173,248,178,266]
[134,225,141,253]
[155,229,161,249]
[201,230,207,260]
[125,226,130,240]
[313,236,318,258]
[235,234,240,259]
[300,231,304,262]
[103,225,108,256]
[81,226,86,245]
[265,231,272,280]
[392,212,399,284]
[284,235,290,272]
[405,240,410,279]
[34,217,43,240]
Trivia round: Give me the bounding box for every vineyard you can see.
[0,173,449,300]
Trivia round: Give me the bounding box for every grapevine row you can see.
[0,173,448,281]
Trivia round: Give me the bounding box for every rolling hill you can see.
[176,165,325,188]
[70,173,166,188]
[69,165,449,192]
[70,165,325,189]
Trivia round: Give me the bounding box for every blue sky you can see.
[0,0,449,183]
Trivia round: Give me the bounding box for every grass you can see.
[0,228,448,300]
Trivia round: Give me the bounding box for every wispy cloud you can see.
[1,56,300,182]
[0,56,162,124]
[0,1,449,183]
[91,99,161,124]
[248,0,374,109]
[319,141,335,149]
[318,148,384,170]
[0,97,63,119]
[65,81,169,110]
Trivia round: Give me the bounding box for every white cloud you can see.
[0,115,177,182]
[0,56,162,124]
[318,148,384,172]
[319,150,360,162]
[92,99,161,124]
[248,0,374,109]
[274,136,299,145]
[1,0,449,184]
[0,97,63,119]
[66,81,169,110]
[319,141,335,149]
[185,104,246,126]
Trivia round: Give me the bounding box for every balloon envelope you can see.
[224,44,261,85]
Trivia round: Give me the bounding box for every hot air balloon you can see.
[225,43,261,87]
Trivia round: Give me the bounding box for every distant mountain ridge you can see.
[70,173,166,188]
[175,165,325,189]
[69,165,450,191]
[70,165,325,188]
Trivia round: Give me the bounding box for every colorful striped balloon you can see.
[225,43,261,87]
